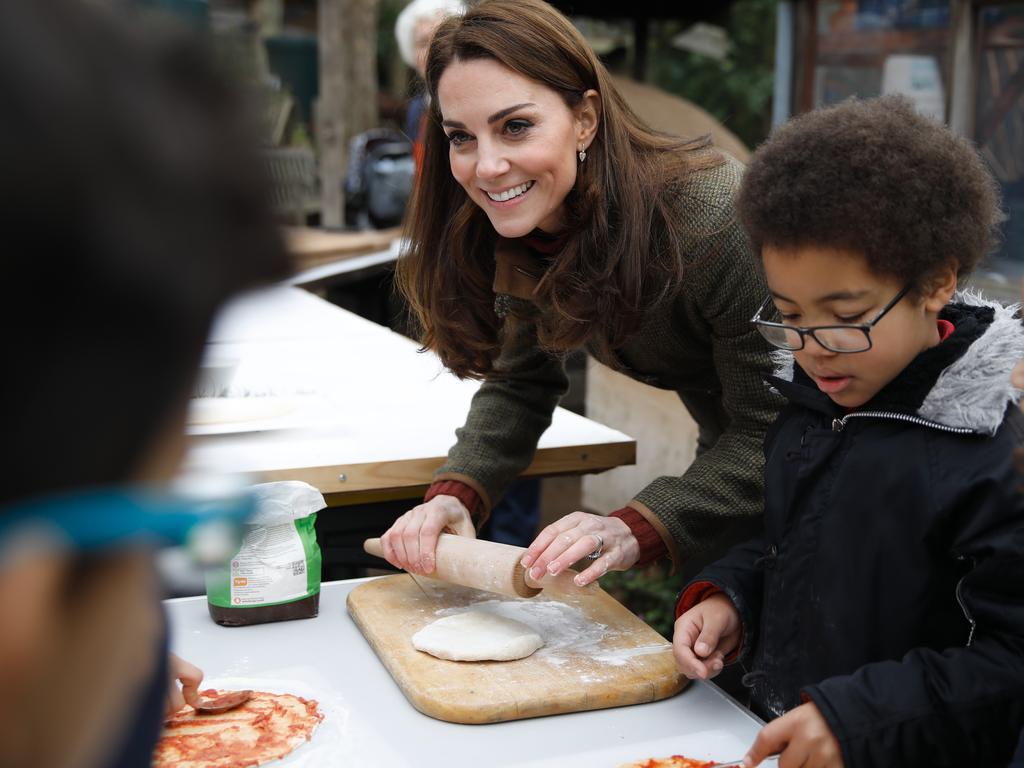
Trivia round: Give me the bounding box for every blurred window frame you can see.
[775,0,1024,293]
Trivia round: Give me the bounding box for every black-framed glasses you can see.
[751,284,912,353]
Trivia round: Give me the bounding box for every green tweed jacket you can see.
[435,153,782,568]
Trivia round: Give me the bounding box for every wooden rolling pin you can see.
[364,533,542,598]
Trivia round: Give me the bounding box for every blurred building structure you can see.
[773,0,1024,301]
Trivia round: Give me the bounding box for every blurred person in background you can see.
[395,0,465,171]
[0,2,289,765]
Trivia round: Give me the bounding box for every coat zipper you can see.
[832,413,978,644]
[831,411,977,434]
[955,556,977,647]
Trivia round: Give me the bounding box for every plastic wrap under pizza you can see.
[153,689,323,768]
[619,756,718,768]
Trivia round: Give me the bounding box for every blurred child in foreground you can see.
[0,2,289,765]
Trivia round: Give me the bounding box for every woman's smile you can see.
[484,180,535,203]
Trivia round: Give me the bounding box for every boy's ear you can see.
[922,264,958,313]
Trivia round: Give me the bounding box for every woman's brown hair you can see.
[396,0,722,378]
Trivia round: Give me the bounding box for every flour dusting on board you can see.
[435,597,625,666]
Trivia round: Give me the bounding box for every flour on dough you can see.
[412,610,544,661]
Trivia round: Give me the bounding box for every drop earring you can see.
[578,148,587,162]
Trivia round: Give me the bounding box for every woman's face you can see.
[437,57,598,238]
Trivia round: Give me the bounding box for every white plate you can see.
[186,396,331,435]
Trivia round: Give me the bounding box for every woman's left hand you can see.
[520,511,640,587]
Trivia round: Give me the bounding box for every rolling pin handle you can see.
[364,537,384,559]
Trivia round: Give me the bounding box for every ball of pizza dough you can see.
[412,610,544,662]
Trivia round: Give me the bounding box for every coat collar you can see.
[766,292,1024,435]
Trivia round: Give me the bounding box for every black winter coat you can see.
[691,300,1024,767]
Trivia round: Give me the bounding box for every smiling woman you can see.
[383,0,782,592]
[439,58,598,238]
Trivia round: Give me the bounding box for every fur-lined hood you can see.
[768,291,1024,436]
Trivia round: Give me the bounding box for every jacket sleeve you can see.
[803,419,1024,767]
[631,191,783,567]
[434,310,569,522]
[682,534,767,665]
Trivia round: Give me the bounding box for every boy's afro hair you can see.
[736,95,1003,284]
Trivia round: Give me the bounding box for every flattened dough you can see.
[412,610,544,661]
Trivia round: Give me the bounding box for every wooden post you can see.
[948,0,976,136]
[318,0,380,227]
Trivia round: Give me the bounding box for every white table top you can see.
[166,579,764,767]
[286,240,400,288]
[184,286,635,502]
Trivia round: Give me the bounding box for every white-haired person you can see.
[395,0,464,170]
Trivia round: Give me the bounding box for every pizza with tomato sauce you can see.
[619,756,718,768]
[153,689,323,768]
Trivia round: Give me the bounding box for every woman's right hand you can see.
[379,495,476,574]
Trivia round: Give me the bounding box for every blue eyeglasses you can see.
[751,284,912,353]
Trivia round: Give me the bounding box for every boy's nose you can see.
[804,334,837,357]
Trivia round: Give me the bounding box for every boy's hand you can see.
[743,701,843,767]
[672,592,741,679]
[165,653,203,716]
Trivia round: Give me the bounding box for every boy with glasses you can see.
[672,95,1024,767]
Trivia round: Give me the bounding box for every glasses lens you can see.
[814,327,871,353]
[756,323,803,350]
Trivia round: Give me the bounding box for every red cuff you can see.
[610,507,668,566]
[675,580,722,619]
[424,480,481,518]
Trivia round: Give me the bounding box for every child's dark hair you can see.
[0,3,291,504]
[736,95,1002,288]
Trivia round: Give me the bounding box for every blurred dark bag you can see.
[344,128,415,229]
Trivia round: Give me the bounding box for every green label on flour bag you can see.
[206,481,324,625]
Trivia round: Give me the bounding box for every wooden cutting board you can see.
[346,574,686,724]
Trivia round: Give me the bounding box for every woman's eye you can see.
[504,119,532,136]
[446,131,472,146]
[779,312,800,323]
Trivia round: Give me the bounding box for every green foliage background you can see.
[600,562,687,639]
[647,0,778,151]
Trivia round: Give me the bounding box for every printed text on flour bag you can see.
[230,522,308,605]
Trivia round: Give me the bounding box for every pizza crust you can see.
[153,689,322,768]
[411,610,544,661]
[618,756,716,768]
